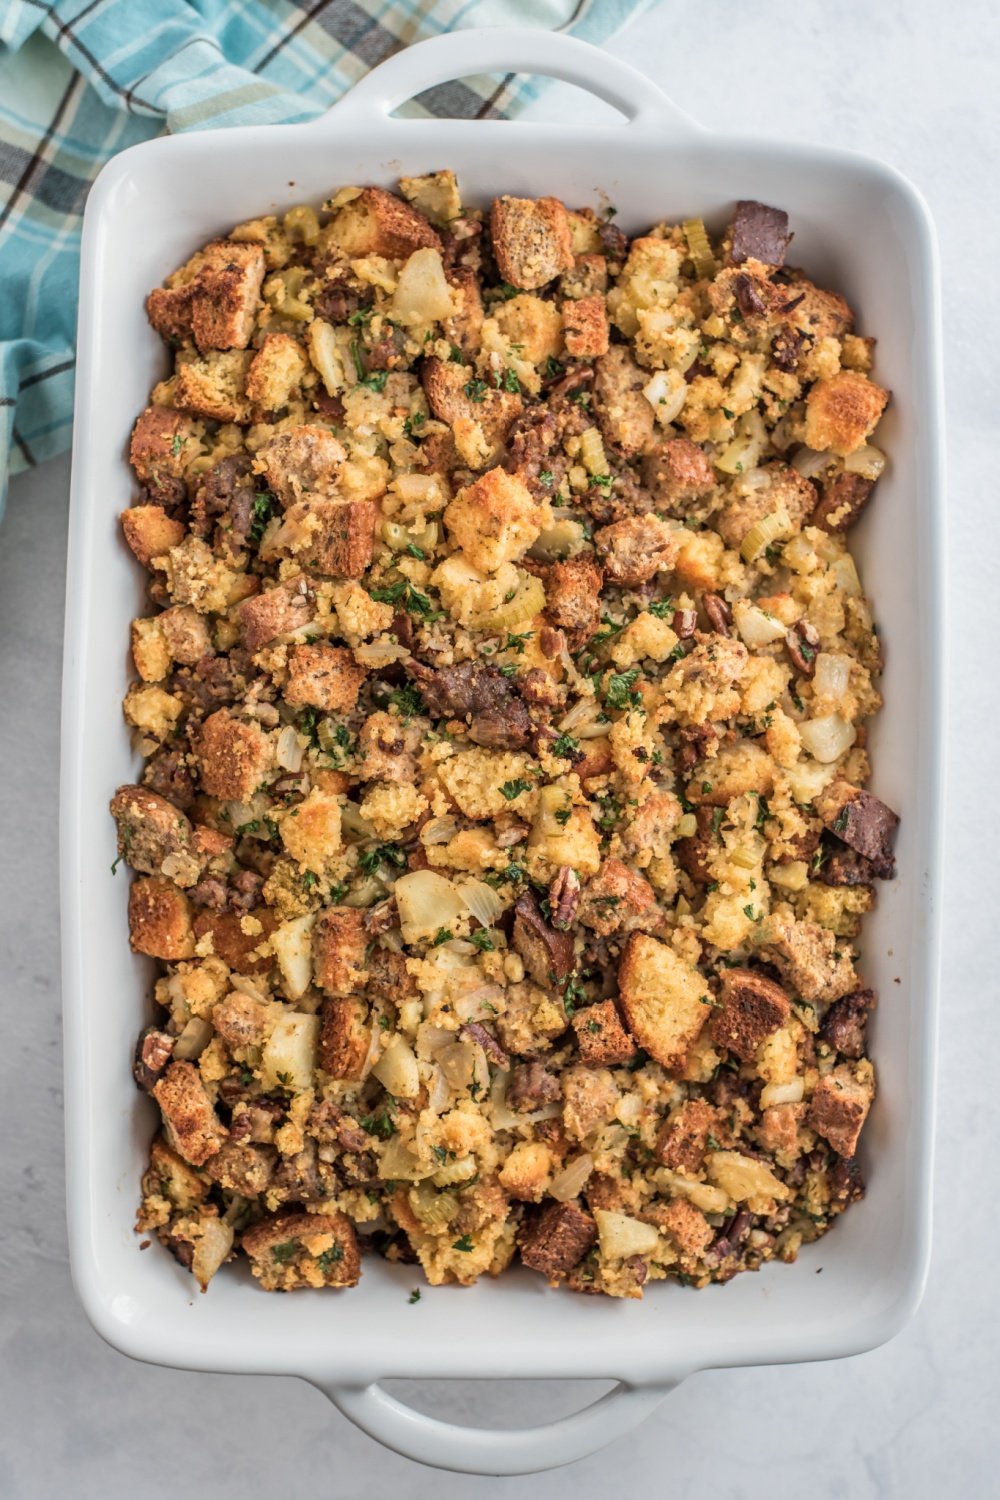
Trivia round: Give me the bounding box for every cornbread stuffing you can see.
[118,183,896,1297]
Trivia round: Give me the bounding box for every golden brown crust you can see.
[710,967,791,1061]
[152,1061,228,1165]
[284,643,366,712]
[330,186,441,260]
[655,1098,720,1171]
[120,505,186,568]
[237,582,314,653]
[562,293,610,358]
[312,907,368,996]
[241,1209,361,1289]
[193,709,272,800]
[491,195,575,291]
[192,906,277,974]
[806,1061,874,1156]
[571,999,637,1066]
[317,995,370,1079]
[128,876,195,959]
[805,370,889,456]
[618,933,708,1073]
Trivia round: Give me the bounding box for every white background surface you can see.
[0,1,996,1493]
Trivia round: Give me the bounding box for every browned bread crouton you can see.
[173,350,252,423]
[618,791,683,865]
[618,932,709,1073]
[111,784,193,876]
[650,1197,714,1255]
[805,371,889,457]
[518,1199,597,1276]
[572,999,636,1066]
[284,497,377,578]
[491,195,574,290]
[147,240,265,353]
[121,505,186,567]
[241,1209,360,1290]
[594,513,679,587]
[562,1065,619,1142]
[578,858,659,937]
[442,265,484,357]
[245,332,308,412]
[715,460,817,551]
[760,911,858,1004]
[685,741,773,807]
[284,643,366,712]
[152,1060,228,1166]
[757,1102,805,1156]
[253,424,346,506]
[237,580,314,653]
[313,907,368,996]
[674,804,720,886]
[203,1140,276,1196]
[710,967,791,1061]
[562,294,609,358]
[422,358,522,466]
[816,778,899,879]
[194,709,272,800]
[192,906,277,974]
[543,554,603,648]
[317,995,370,1079]
[444,466,541,573]
[130,617,170,682]
[806,1060,874,1156]
[593,344,655,458]
[158,604,213,665]
[655,1097,719,1171]
[642,437,715,514]
[129,406,201,486]
[140,1136,209,1214]
[128,876,195,959]
[211,990,270,1050]
[367,946,417,1004]
[329,186,441,261]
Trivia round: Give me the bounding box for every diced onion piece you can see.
[682,217,716,279]
[341,802,376,839]
[191,1217,234,1291]
[459,879,504,931]
[791,446,836,480]
[740,507,792,564]
[843,444,886,481]
[827,552,862,597]
[421,815,459,846]
[529,519,588,561]
[798,712,855,764]
[378,1137,426,1181]
[642,367,687,425]
[557,696,603,734]
[395,870,468,943]
[271,913,315,1000]
[786,757,836,804]
[813,652,851,703]
[355,638,410,668]
[275,724,304,772]
[172,1017,213,1061]
[452,983,506,1023]
[733,598,787,647]
[707,1150,791,1205]
[769,860,808,892]
[436,1040,476,1092]
[343,875,389,908]
[390,247,455,326]
[760,1077,805,1109]
[657,1168,731,1215]
[549,1154,594,1203]
[471,573,546,634]
[261,1013,319,1091]
[676,813,697,838]
[715,410,766,476]
[373,1034,420,1098]
[594,1209,660,1261]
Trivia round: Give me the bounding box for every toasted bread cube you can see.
[318,995,370,1079]
[152,1060,228,1166]
[655,1097,719,1171]
[594,513,679,587]
[805,371,889,457]
[652,1197,714,1256]
[111,785,193,876]
[442,264,485,357]
[760,911,857,1005]
[238,581,314,653]
[758,1102,806,1156]
[593,344,656,458]
[173,350,252,423]
[518,1199,597,1276]
[194,709,272,800]
[312,907,366,996]
[491,195,574,290]
[686,740,774,807]
[128,876,195,959]
[280,789,343,872]
[145,283,195,346]
[578,858,659,938]
[193,906,277,974]
[211,990,271,1050]
[543,554,603,648]
[493,293,563,365]
[421,357,522,465]
[141,1136,210,1214]
[711,967,791,1062]
[129,406,201,484]
[329,186,441,260]
[254,424,346,506]
[716,460,817,551]
[283,497,377,578]
[123,682,184,742]
[807,1060,874,1156]
[284,643,365,712]
[572,999,637,1066]
[618,932,709,1073]
[444,467,541,574]
[189,240,265,352]
[642,436,715,513]
[158,604,213,666]
[498,1140,554,1202]
[562,294,609,358]
[246,332,308,411]
[130,616,170,681]
[121,505,186,568]
[562,1065,619,1142]
[241,1209,360,1290]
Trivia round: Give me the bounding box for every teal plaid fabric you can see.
[0,0,654,513]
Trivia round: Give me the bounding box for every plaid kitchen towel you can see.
[0,0,655,515]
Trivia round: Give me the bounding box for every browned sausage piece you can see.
[728,200,792,267]
[512,890,575,985]
[818,780,899,879]
[819,988,875,1060]
[518,1200,597,1276]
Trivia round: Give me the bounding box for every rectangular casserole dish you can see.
[61,26,945,1476]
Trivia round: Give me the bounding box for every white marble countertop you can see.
[1,1,995,1493]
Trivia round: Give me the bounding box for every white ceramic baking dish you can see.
[61,26,946,1476]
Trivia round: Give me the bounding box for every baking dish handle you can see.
[313,1375,682,1474]
[325,26,701,136]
